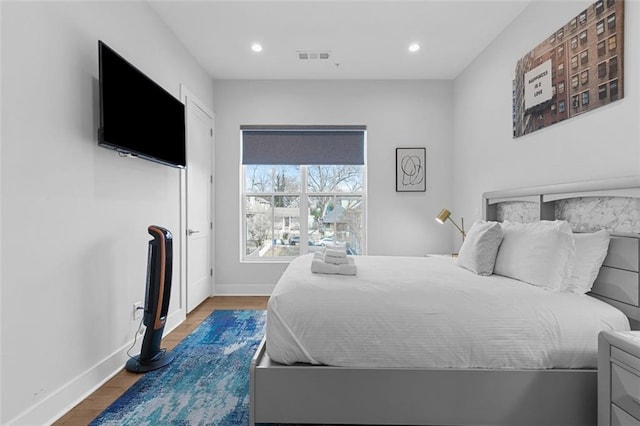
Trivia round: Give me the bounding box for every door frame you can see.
[179,84,215,315]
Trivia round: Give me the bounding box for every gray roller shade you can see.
[242,126,365,165]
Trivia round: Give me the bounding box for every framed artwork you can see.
[396,147,426,192]
[513,0,624,138]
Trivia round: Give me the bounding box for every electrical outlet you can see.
[133,301,143,320]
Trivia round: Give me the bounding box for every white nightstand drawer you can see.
[612,404,640,426]
[613,346,640,373]
[612,362,640,420]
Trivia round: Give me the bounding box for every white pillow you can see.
[565,230,610,294]
[457,220,503,276]
[493,220,576,290]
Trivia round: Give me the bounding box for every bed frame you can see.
[250,176,640,425]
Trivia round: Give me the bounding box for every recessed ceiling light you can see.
[409,43,421,53]
[251,43,263,53]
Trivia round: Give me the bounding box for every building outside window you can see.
[241,127,366,261]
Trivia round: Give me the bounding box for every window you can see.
[598,40,606,56]
[558,45,564,56]
[551,103,557,114]
[571,37,578,50]
[552,85,557,96]
[549,33,556,43]
[581,70,589,85]
[570,18,578,30]
[241,127,366,261]
[558,81,565,94]
[598,61,607,78]
[572,95,580,109]
[559,100,566,113]
[596,20,605,35]
[607,13,616,31]
[608,35,617,51]
[571,55,578,69]
[558,63,565,75]
[580,30,588,45]
[607,0,615,7]
[596,1,604,15]
[580,50,589,65]
[598,84,607,100]
[557,28,564,39]
[579,10,587,25]
[582,91,590,106]
[571,74,579,89]
[610,79,619,100]
[609,56,618,78]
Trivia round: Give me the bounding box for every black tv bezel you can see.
[97,40,186,169]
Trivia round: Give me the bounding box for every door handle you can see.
[187,229,200,236]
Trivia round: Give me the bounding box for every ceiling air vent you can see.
[297,51,331,60]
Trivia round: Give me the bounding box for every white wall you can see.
[452,0,640,230]
[0,2,213,424]
[212,80,454,294]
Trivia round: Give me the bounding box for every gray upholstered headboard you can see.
[483,176,640,327]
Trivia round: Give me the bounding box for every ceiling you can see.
[149,1,532,80]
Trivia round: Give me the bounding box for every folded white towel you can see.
[324,247,347,258]
[323,253,350,265]
[311,252,357,275]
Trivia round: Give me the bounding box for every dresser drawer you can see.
[612,404,640,426]
[612,362,640,420]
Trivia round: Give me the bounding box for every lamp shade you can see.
[435,208,451,224]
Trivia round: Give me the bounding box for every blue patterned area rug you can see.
[91,309,267,425]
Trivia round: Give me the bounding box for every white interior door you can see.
[185,91,214,313]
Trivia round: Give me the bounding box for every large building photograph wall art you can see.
[513,0,624,138]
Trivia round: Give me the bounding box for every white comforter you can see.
[266,254,630,369]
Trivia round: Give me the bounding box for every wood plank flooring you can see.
[54,296,269,425]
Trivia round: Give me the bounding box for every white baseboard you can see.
[10,309,185,426]
[214,283,274,296]
[8,344,131,426]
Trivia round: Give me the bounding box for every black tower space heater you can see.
[126,225,176,373]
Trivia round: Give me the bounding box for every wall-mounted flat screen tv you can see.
[98,40,186,168]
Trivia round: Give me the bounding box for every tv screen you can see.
[98,41,186,168]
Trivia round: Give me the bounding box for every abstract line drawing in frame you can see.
[396,147,426,192]
[513,0,624,138]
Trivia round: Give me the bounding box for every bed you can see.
[250,176,640,426]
